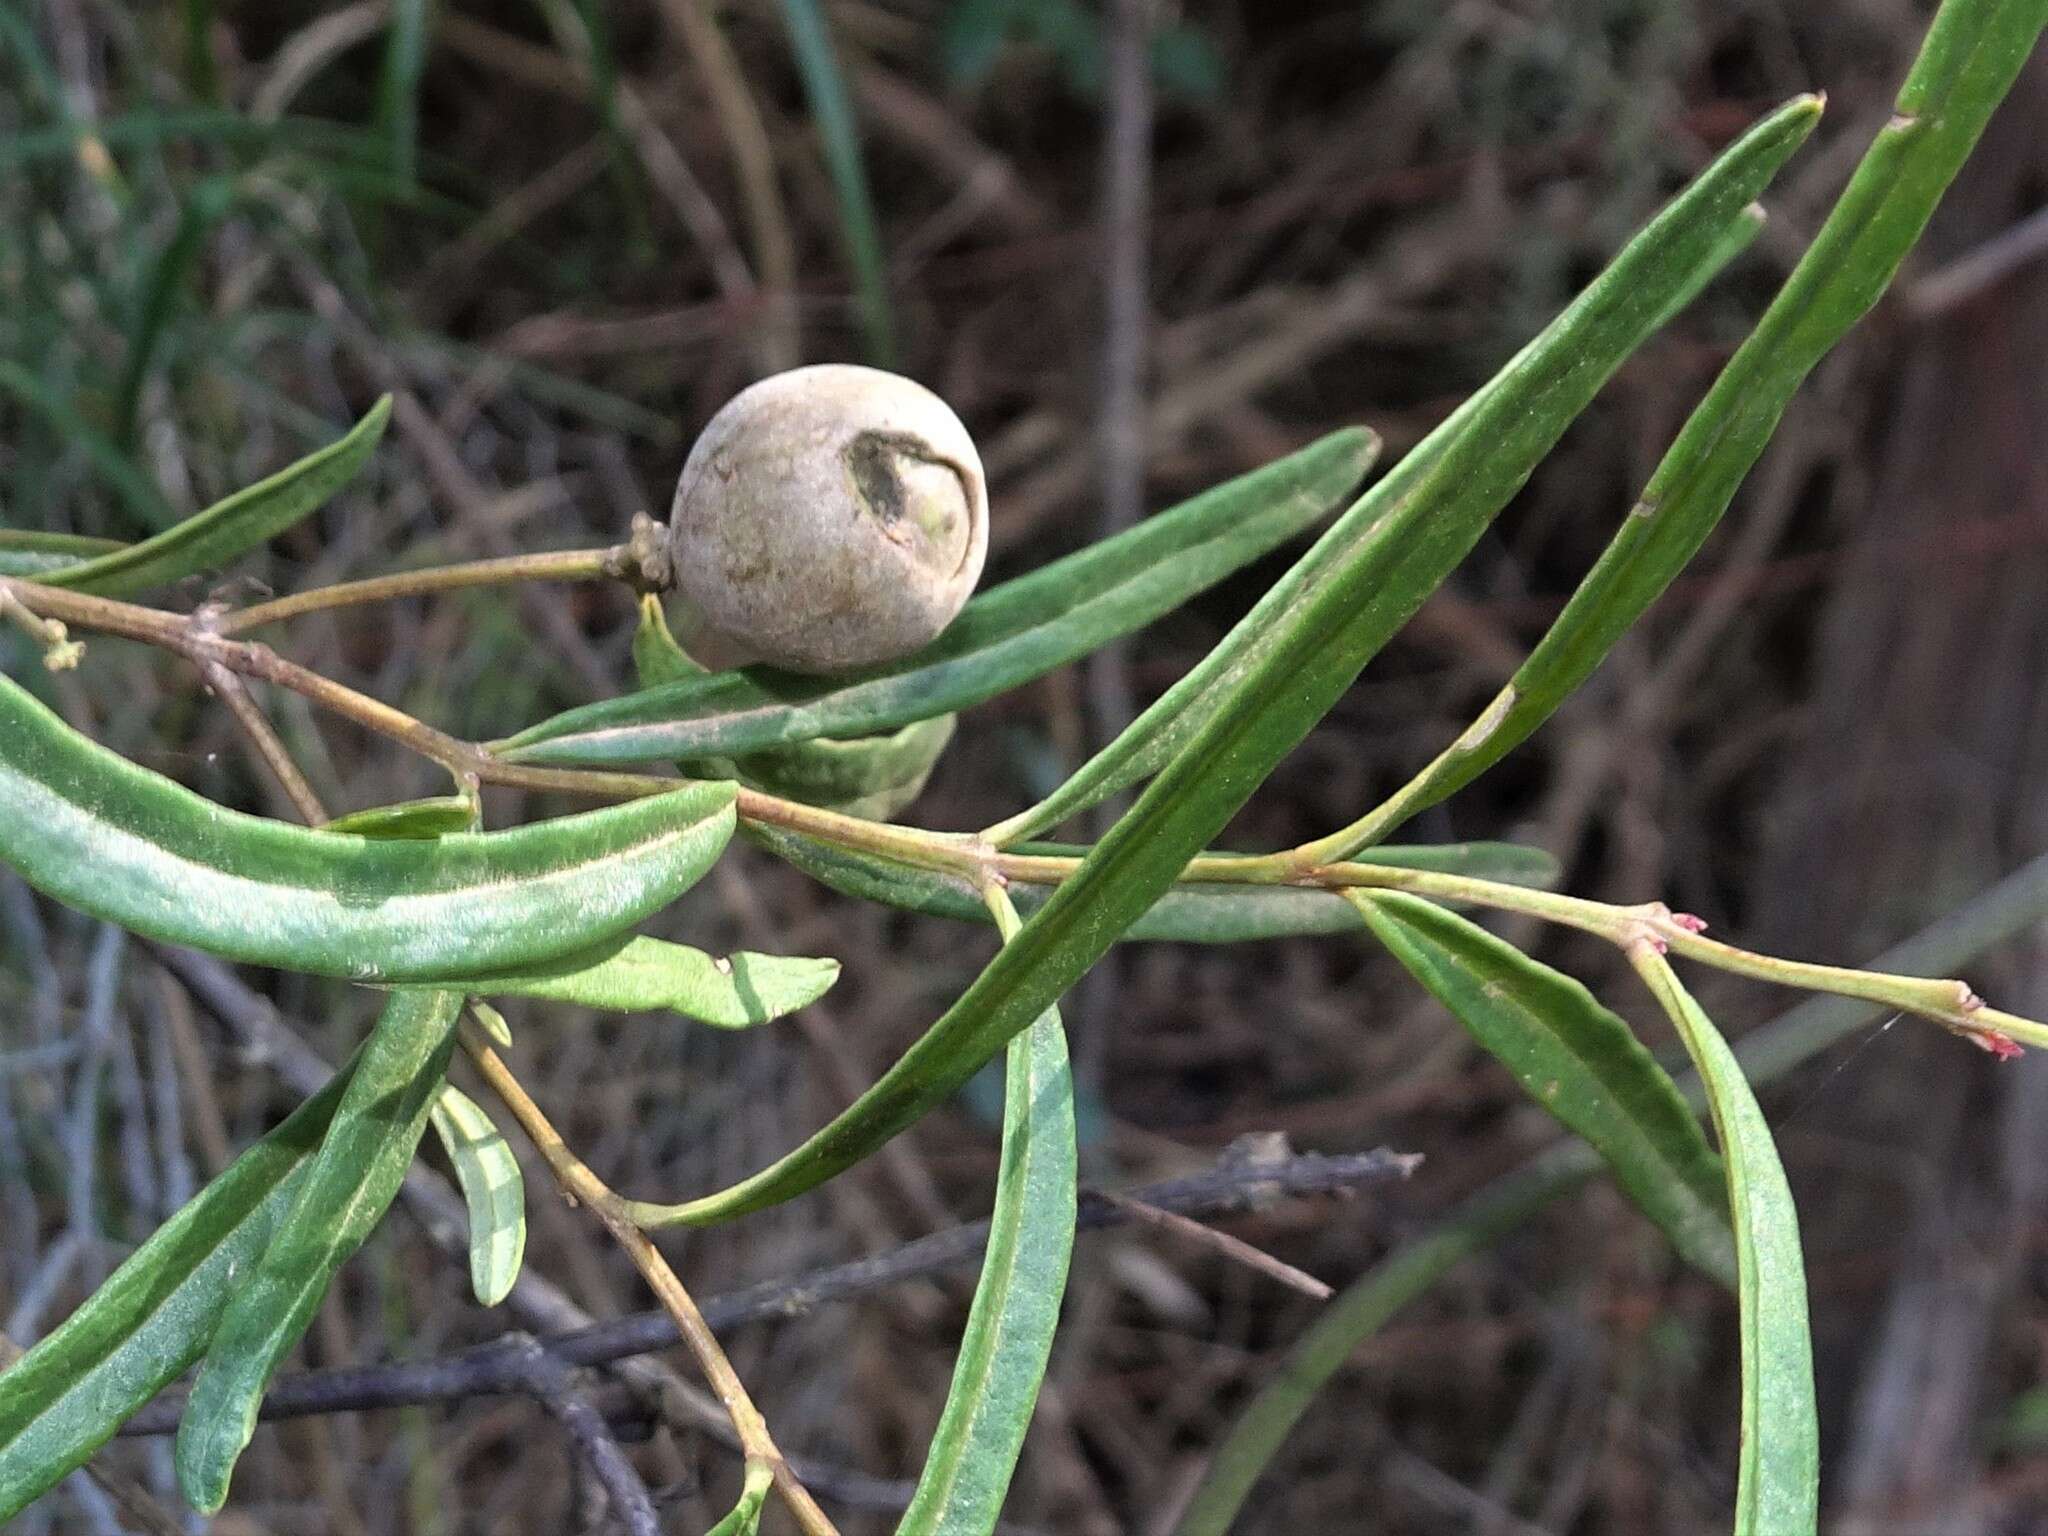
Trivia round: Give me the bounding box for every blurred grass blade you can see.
[0,1065,352,1522]
[895,890,1075,1536]
[777,0,895,364]
[1326,0,2048,853]
[0,359,176,531]
[0,672,736,982]
[430,1084,526,1307]
[501,430,1378,764]
[1631,950,1817,1535]
[992,195,1774,846]
[660,96,1821,1224]
[378,0,431,189]
[432,936,840,1028]
[1175,851,2048,1535]
[177,990,465,1512]
[751,822,1557,943]
[0,530,126,577]
[44,395,390,597]
[321,793,482,840]
[1351,891,1732,1282]
[114,175,236,449]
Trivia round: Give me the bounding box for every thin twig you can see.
[462,1031,841,1536]
[119,1140,1413,1434]
[504,1335,661,1536]
[1092,1190,1333,1300]
[199,661,330,824]
[217,545,633,634]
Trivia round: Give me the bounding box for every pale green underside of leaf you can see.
[0,671,736,982]
[0,529,127,577]
[687,714,957,822]
[177,989,465,1512]
[895,1000,1075,1533]
[0,1063,353,1523]
[1636,956,1817,1536]
[661,95,1822,1226]
[430,1084,527,1308]
[498,429,1380,765]
[1353,892,1732,1285]
[749,822,1559,944]
[423,935,840,1028]
[321,794,481,839]
[38,396,391,597]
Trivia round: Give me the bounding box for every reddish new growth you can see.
[1671,912,1710,933]
[1968,1029,2025,1062]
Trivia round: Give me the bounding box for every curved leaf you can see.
[435,935,840,1028]
[1632,951,1817,1536]
[750,822,1556,943]
[177,989,464,1512]
[320,793,481,840]
[0,671,736,981]
[430,1084,526,1307]
[498,429,1379,764]
[691,715,957,822]
[41,396,392,597]
[0,530,126,577]
[0,1065,352,1522]
[1351,891,1732,1283]
[649,92,1823,1229]
[1343,0,2048,847]
[895,891,1075,1536]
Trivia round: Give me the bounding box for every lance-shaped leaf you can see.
[38,396,391,597]
[0,1066,352,1522]
[0,529,126,577]
[0,671,736,982]
[896,892,1075,1536]
[658,98,1821,1225]
[1632,950,1817,1535]
[749,822,1557,944]
[1333,0,2048,849]
[430,1084,526,1307]
[1351,891,1732,1283]
[497,429,1380,765]
[429,935,840,1029]
[633,599,956,820]
[320,793,481,840]
[991,195,1774,845]
[177,989,464,1512]
[691,715,957,822]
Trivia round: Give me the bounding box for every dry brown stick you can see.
[1091,1189,1333,1300]
[197,661,330,825]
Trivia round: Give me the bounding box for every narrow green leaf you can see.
[43,396,391,597]
[0,359,176,531]
[1351,891,1731,1283]
[692,715,956,821]
[430,1084,526,1308]
[708,1462,774,1536]
[749,823,1557,943]
[320,794,482,840]
[1176,849,2048,1536]
[1350,0,2048,844]
[662,100,1821,1224]
[896,891,1075,1536]
[115,177,236,449]
[0,529,127,577]
[177,989,465,1512]
[1632,951,1817,1535]
[499,430,1379,764]
[0,1066,352,1522]
[377,0,431,189]
[994,197,1773,845]
[777,0,896,364]
[434,935,840,1029]
[0,671,736,982]
[632,592,703,686]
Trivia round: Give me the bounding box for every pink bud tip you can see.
[1971,1030,2024,1061]
[1672,913,1709,933]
